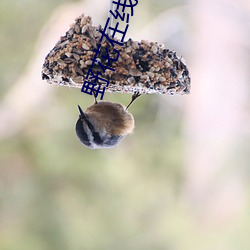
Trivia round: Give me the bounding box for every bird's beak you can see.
[77,105,86,119]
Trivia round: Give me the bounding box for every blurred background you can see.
[1,0,250,249]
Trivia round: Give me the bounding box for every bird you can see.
[75,92,140,149]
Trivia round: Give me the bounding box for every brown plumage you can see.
[85,101,134,136]
[75,100,136,149]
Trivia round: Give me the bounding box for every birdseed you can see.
[42,14,191,95]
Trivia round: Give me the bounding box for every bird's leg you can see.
[92,91,98,104]
[126,91,141,110]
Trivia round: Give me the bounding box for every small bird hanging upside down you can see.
[75,92,140,149]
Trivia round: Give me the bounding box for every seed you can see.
[140,75,149,81]
[85,60,92,65]
[57,59,67,66]
[122,53,130,60]
[73,53,80,60]
[159,44,165,49]
[82,43,90,50]
[80,60,84,66]
[129,68,142,76]
[81,25,88,33]
[65,52,72,58]
[86,41,91,48]
[128,77,135,84]
[72,48,85,55]
[80,17,87,26]
[125,47,132,53]
[74,66,83,75]
[75,25,80,34]
[59,40,69,47]
[147,72,154,78]
[149,67,155,72]
[132,41,139,50]
[63,58,75,64]
[72,76,84,83]
[141,40,150,47]
[151,45,157,54]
